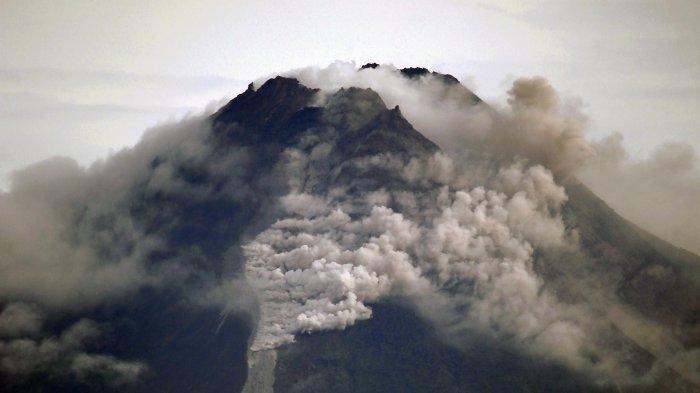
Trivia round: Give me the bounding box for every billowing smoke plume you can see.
[243,144,641,383]
[279,61,700,265]
[276,61,594,175]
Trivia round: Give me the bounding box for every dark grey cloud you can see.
[0,112,262,386]
[0,303,145,383]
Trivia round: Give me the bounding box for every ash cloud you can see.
[580,133,700,254]
[282,60,699,267]
[0,111,263,387]
[0,117,210,310]
[0,303,145,384]
[278,61,594,175]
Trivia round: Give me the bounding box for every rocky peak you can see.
[359,63,482,105]
[211,76,319,144]
[210,75,439,160]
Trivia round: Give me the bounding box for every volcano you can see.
[1,64,698,393]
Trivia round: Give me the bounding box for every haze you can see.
[1,0,699,252]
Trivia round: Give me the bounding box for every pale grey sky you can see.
[1,0,698,188]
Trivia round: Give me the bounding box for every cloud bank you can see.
[0,113,264,387]
[581,133,700,254]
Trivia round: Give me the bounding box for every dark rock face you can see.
[212,76,320,145]
[212,80,438,157]
[0,293,254,393]
[399,66,481,104]
[90,294,253,393]
[359,62,482,105]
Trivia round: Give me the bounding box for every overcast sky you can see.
[1,0,698,189]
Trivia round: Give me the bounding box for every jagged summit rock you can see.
[210,77,438,163]
[359,62,460,84]
[360,63,483,105]
[360,62,461,84]
[360,62,460,84]
[211,64,483,150]
[360,62,380,69]
[399,66,461,85]
[212,76,319,144]
[335,103,438,158]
